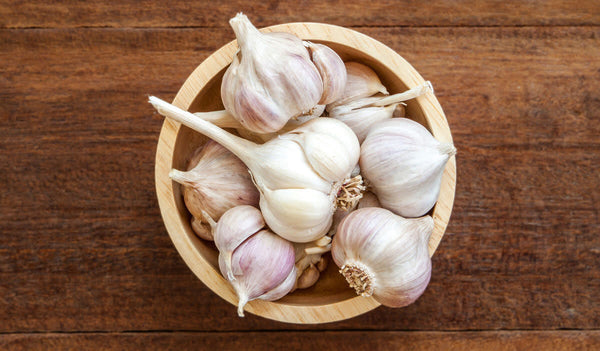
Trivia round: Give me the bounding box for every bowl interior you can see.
[157,23,455,323]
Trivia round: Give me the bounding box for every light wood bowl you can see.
[155,22,456,324]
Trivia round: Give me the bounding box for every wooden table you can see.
[1,1,599,349]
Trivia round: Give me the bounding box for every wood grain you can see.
[2,25,599,332]
[0,0,599,28]
[1,331,600,350]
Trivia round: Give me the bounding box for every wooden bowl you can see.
[155,22,456,324]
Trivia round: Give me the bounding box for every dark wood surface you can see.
[1,1,599,349]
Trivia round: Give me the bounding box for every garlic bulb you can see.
[326,62,388,111]
[332,207,434,308]
[360,118,456,218]
[211,205,265,280]
[169,140,260,230]
[150,97,361,243]
[304,41,347,104]
[221,13,323,133]
[219,229,295,316]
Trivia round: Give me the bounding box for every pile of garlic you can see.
[150,13,456,317]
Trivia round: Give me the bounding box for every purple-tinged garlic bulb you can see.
[219,229,296,316]
[332,207,434,308]
[169,141,260,239]
[221,13,323,133]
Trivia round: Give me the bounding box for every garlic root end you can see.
[340,263,374,297]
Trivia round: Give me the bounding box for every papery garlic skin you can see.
[332,207,434,308]
[219,229,295,317]
[221,13,323,133]
[169,140,260,228]
[326,62,388,111]
[357,191,381,209]
[360,118,456,218]
[150,97,361,243]
[305,41,347,104]
[213,205,265,280]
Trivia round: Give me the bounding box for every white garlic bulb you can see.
[360,118,456,218]
[326,62,388,111]
[150,97,361,243]
[219,229,296,317]
[304,41,347,104]
[332,207,434,308]
[211,205,265,280]
[221,13,323,133]
[169,140,260,232]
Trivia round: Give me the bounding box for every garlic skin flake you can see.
[221,13,323,133]
[332,207,434,308]
[360,118,456,218]
[169,140,260,234]
[150,97,361,243]
[219,229,295,317]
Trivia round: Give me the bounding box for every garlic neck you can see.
[340,261,375,297]
[229,13,261,51]
[335,174,366,211]
[169,169,195,187]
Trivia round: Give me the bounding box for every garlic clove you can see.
[332,207,434,307]
[213,205,265,280]
[326,62,388,111]
[304,41,347,105]
[221,13,323,133]
[259,188,333,243]
[316,255,328,272]
[360,118,456,218]
[258,266,297,301]
[219,229,295,317]
[190,216,213,241]
[168,140,260,227]
[295,264,320,290]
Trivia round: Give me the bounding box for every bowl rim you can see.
[155,22,456,324]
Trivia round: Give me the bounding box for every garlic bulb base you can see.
[336,175,366,211]
[340,261,375,297]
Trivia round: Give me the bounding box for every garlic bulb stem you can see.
[193,110,241,129]
[169,169,195,187]
[150,96,257,163]
[365,81,433,108]
[438,142,457,156]
[334,81,432,115]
